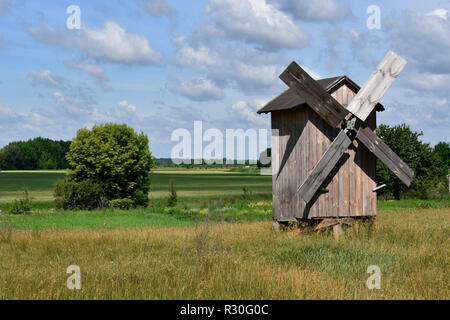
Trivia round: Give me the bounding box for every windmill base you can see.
[272,216,375,235]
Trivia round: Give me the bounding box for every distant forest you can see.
[0,137,71,170]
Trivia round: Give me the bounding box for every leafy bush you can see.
[9,188,33,215]
[64,123,154,208]
[54,179,108,210]
[109,198,134,209]
[167,181,177,207]
[240,186,252,201]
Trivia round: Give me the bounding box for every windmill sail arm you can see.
[346,50,407,122]
[279,62,349,128]
[298,130,352,203]
[356,126,414,186]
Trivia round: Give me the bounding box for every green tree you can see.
[376,124,446,199]
[0,138,71,170]
[65,123,154,207]
[434,141,450,172]
[257,148,271,168]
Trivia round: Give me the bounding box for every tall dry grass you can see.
[0,208,448,299]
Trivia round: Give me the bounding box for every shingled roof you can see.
[257,75,385,114]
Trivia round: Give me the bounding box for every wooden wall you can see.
[271,82,377,220]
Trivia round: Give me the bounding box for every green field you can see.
[0,169,448,299]
[0,168,272,202]
[0,169,274,229]
[0,169,449,230]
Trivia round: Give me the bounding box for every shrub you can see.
[9,188,33,215]
[240,186,252,201]
[167,181,177,207]
[54,179,108,210]
[109,198,134,209]
[65,123,154,208]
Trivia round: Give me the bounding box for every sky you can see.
[0,0,449,158]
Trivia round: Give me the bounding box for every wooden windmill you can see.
[257,51,414,228]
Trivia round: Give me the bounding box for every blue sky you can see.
[0,0,449,157]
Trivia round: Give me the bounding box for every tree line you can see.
[0,137,71,170]
[1,124,449,200]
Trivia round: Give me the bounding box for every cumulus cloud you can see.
[28,21,162,65]
[117,100,137,112]
[386,12,450,74]
[138,0,175,18]
[173,41,282,93]
[174,45,222,73]
[204,0,309,51]
[404,72,450,94]
[427,8,448,20]
[64,61,111,90]
[28,69,65,89]
[272,0,350,21]
[233,63,277,91]
[231,100,268,124]
[168,77,224,101]
[347,28,378,68]
[378,99,450,145]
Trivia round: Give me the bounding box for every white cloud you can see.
[173,41,283,93]
[386,12,450,74]
[28,69,65,89]
[231,100,268,124]
[118,100,137,112]
[138,0,175,17]
[436,98,447,105]
[64,61,111,90]
[204,0,309,51]
[28,21,162,65]
[0,104,17,122]
[427,8,448,20]
[168,77,224,101]
[174,45,222,73]
[272,0,349,21]
[64,61,106,80]
[92,108,113,122]
[234,62,277,90]
[346,28,378,68]
[405,72,450,93]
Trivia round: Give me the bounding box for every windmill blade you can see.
[298,130,352,203]
[346,50,407,122]
[356,126,414,186]
[279,62,349,128]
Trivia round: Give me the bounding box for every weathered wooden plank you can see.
[279,62,349,128]
[271,114,281,220]
[346,50,407,121]
[356,126,414,186]
[298,130,352,203]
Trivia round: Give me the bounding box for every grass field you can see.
[0,168,272,201]
[0,169,448,299]
[0,208,448,299]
